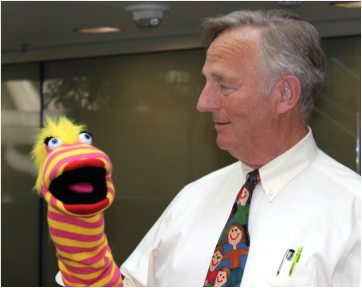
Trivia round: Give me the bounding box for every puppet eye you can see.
[47,137,63,150]
[79,132,92,144]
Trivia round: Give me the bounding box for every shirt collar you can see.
[240,127,319,202]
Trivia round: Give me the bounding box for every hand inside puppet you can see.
[31,116,122,287]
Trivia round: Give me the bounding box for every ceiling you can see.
[2,1,361,64]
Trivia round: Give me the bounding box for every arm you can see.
[30,117,124,286]
[331,220,361,287]
[48,205,122,287]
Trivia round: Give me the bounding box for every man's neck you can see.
[231,124,309,169]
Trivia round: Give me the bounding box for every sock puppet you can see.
[31,116,123,287]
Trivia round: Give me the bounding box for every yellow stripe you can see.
[93,261,118,287]
[57,242,108,262]
[62,276,85,287]
[45,191,52,202]
[114,276,123,287]
[44,148,108,186]
[54,239,108,261]
[59,260,107,280]
[56,163,67,178]
[51,234,105,248]
[98,157,111,171]
[61,258,106,269]
[48,218,104,235]
[48,205,101,223]
[106,180,114,190]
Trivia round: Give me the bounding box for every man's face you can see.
[197,27,276,165]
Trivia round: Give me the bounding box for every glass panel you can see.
[1,63,41,286]
[42,49,235,284]
[310,36,361,172]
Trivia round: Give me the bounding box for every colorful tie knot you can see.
[246,169,260,184]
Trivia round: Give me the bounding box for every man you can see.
[54,9,360,287]
[120,10,360,286]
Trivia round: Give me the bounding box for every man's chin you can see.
[216,136,236,151]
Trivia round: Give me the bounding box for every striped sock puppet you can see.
[31,116,122,287]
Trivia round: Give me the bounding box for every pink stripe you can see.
[62,260,108,275]
[44,144,99,169]
[57,245,110,266]
[104,266,122,287]
[54,242,106,255]
[47,151,110,182]
[43,144,98,180]
[107,186,115,197]
[62,262,116,286]
[50,194,58,207]
[48,210,104,229]
[49,227,105,243]
[62,270,104,286]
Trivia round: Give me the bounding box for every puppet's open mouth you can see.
[48,160,107,205]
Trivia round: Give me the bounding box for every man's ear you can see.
[274,75,302,114]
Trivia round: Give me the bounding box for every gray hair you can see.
[201,9,326,121]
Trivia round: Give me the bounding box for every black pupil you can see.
[52,139,57,143]
[85,134,89,139]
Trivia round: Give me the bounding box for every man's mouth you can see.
[215,122,231,125]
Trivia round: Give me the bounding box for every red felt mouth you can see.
[64,158,105,172]
[64,198,110,215]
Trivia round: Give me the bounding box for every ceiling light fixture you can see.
[74,27,122,33]
[330,1,361,8]
[126,4,170,28]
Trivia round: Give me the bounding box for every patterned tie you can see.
[204,169,260,287]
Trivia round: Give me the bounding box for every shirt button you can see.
[268,190,274,197]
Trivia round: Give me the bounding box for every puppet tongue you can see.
[68,183,94,193]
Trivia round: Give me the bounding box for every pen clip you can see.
[285,249,295,260]
[276,249,295,276]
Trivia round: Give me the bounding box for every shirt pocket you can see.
[246,257,316,287]
[275,259,316,286]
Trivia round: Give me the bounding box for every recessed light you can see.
[330,1,361,8]
[74,27,122,33]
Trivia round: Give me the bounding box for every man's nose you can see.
[196,84,220,112]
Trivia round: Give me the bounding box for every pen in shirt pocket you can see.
[289,247,303,276]
[276,249,295,276]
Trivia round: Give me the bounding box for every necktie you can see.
[204,169,260,287]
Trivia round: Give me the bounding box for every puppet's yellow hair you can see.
[31,116,86,194]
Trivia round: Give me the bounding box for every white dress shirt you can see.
[121,128,361,287]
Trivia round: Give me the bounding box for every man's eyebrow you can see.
[201,70,227,82]
[212,73,226,82]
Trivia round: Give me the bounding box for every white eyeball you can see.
[47,138,63,150]
[79,132,92,144]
